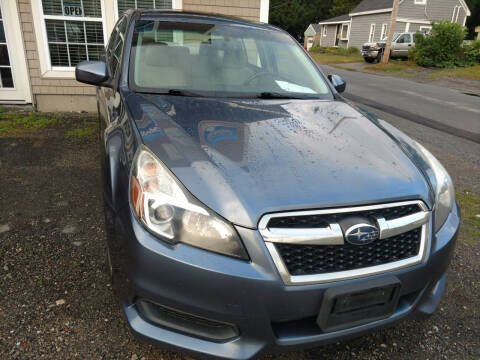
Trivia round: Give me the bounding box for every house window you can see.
[40,0,105,68]
[340,24,349,40]
[419,25,432,34]
[117,0,172,16]
[451,6,462,22]
[323,25,327,37]
[380,23,388,40]
[368,24,376,42]
[414,0,427,4]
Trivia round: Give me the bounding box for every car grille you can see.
[259,201,430,284]
[362,45,371,51]
[267,204,421,228]
[276,228,421,276]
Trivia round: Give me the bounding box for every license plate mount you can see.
[317,277,401,332]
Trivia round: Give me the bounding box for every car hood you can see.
[126,93,431,228]
[363,41,385,47]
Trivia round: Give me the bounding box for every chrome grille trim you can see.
[259,200,430,285]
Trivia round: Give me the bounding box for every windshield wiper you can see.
[257,92,315,99]
[162,89,204,97]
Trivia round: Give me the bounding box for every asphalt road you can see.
[321,65,480,143]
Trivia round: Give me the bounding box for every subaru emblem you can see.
[345,224,379,245]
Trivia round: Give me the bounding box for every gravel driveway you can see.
[0,113,478,360]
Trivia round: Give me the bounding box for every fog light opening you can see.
[136,299,239,342]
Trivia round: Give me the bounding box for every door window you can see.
[107,17,126,78]
[0,8,13,88]
[397,34,411,43]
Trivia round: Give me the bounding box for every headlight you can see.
[130,146,248,260]
[372,44,377,50]
[415,143,455,232]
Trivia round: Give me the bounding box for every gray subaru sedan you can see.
[75,10,459,360]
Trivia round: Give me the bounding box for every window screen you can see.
[46,20,104,67]
[41,1,105,68]
[341,24,348,39]
[117,0,172,16]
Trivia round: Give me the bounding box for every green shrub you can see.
[457,40,480,66]
[313,46,359,55]
[414,21,467,68]
[309,45,323,52]
[345,46,360,55]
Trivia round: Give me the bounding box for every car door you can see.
[392,33,412,57]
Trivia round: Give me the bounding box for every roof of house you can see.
[309,23,322,32]
[318,14,351,24]
[350,0,393,14]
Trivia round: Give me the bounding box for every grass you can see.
[0,107,60,135]
[427,65,480,81]
[365,60,421,77]
[456,191,480,245]
[310,52,363,65]
[67,121,97,138]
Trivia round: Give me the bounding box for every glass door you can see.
[0,0,31,103]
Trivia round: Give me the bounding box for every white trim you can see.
[458,0,471,16]
[405,22,410,32]
[455,5,461,22]
[260,0,269,23]
[350,8,392,16]
[396,18,431,24]
[323,25,327,37]
[368,23,376,42]
[318,20,351,25]
[419,25,432,34]
[172,0,182,10]
[0,0,32,103]
[381,23,388,39]
[452,5,459,22]
[414,0,427,4]
[462,14,467,26]
[31,0,109,78]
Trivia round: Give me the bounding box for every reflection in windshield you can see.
[131,20,332,99]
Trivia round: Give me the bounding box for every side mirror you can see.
[75,61,110,87]
[328,74,346,93]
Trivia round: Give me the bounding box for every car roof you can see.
[128,9,281,32]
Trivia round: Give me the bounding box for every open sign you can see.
[63,4,83,16]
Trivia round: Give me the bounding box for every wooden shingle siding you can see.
[398,0,466,23]
[17,0,96,111]
[349,13,393,48]
[183,0,261,21]
[320,25,337,47]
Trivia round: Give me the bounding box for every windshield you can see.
[130,20,332,99]
[382,32,401,41]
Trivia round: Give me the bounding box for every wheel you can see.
[364,58,375,63]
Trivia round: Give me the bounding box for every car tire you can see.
[364,58,375,63]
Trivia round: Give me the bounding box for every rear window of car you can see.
[129,20,333,99]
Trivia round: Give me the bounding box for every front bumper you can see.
[362,50,379,58]
[110,204,459,360]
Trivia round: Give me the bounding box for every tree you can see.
[465,0,480,39]
[269,0,334,41]
[329,0,363,18]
